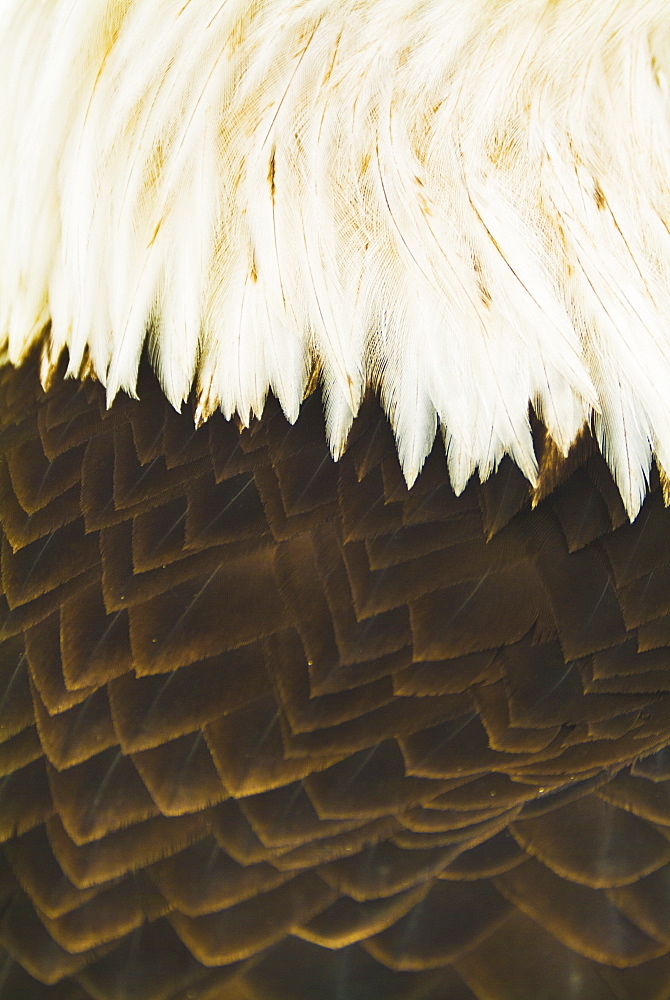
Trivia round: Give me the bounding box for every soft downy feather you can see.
[2,0,670,517]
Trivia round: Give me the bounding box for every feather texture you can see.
[2,0,670,517]
[1,356,670,999]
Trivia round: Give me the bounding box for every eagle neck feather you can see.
[1,0,670,518]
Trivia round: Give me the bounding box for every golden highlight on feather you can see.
[2,0,670,517]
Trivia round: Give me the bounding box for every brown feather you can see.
[0,356,669,998]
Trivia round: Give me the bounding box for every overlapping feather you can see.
[2,0,670,516]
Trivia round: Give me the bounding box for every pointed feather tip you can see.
[155,366,195,414]
[660,467,670,509]
[395,426,435,491]
[6,328,664,525]
[19,323,658,525]
[2,0,670,525]
[324,377,362,465]
[617,476,649,523]
[105,378,138,410]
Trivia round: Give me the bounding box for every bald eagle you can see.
[1,2,670,998]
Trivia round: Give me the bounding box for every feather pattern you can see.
[2,0,670,516]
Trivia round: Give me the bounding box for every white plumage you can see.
[2,0,670,516]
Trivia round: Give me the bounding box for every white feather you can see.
[2,0,670,516]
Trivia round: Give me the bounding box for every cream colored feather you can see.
[2,0,670,517]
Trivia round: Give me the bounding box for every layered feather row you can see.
[2,0,670,516]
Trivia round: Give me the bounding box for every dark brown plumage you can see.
[1,355,670,1000]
